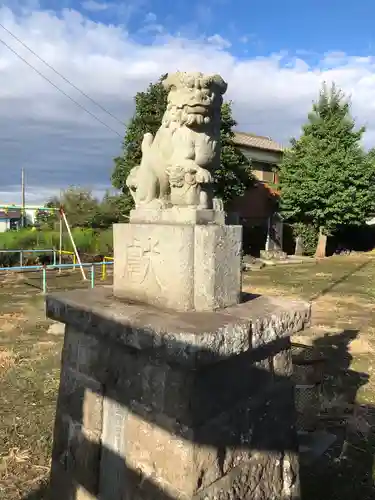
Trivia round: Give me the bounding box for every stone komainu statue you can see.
[126,71,227,209]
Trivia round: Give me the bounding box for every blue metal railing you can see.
[0,261,114,293]
[0,248,57,266]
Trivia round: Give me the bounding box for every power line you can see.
[0,36,123,138]
[0,22,126,127]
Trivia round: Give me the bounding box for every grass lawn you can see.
[1,256,375,499]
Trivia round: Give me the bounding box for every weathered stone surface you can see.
[272,348,294,377]
[47,288,307,499]
[113,223,195,311]
[129,207,225,225]
[46,287,310,367]
[51,413,101,496]
[194,224,241,311]
[58,365,103,433]
[48,321,65,335]
[126,71,227,210]
[195,451,300,499]
[93,378,296,498]
[59,323,291,429]
[99,397,128,499]
[113,222,242,312]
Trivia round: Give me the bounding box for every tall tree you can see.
[279,83,375,257]
[111,75,168,202]
[34,197,60,229]
[59,187,99,228]
[214,101,253,206]
[91,191,133,228]
[111,77,253,208]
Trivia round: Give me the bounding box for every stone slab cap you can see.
[46,288,310,368]
[129,207,225,225]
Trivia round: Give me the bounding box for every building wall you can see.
[238,146,282,184]
[230,182,276,222]
[25,209,39,225]
[0,219,10,233]
[232,145,282,222]
[239,146,282,166]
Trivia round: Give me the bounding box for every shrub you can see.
[0,227,114,266]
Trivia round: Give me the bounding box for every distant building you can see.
[0,208,22,232]
[0,207,42,232]
[25,208,40,225]
[230,132,285,255]
[231,131,284,219]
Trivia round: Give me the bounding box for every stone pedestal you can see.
[113,221,242,312]
[46,287,310,500]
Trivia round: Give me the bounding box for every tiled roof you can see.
[233,131,284,152]
[0,209,21,219]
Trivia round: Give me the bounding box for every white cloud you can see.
[206,34,231,49]
[0,5,375,204]
[144,12,157,23]
[81,1,112,12]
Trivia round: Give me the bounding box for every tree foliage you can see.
[34,197,60,229]
[214,101,253,205]
[279,83,375,242]
[35,187,130,230]
[90,191,132,228]
[111,76,253,208]
[111,75,168,204]
[60,187,99,228]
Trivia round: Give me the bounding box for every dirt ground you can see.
[0,268,112,500]
[1,256,375,499]
[244,254,375,500]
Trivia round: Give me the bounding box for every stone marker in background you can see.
[295,236,304,256]
[46,71,310,499]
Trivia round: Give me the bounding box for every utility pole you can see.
[21,168,25,228]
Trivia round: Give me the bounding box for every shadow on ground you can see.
[21,328,375,500]
[300,329,375,500]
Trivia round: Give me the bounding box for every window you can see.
[251,161,277,183]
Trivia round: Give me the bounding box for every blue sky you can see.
[1,0,375,203]
[34,0,375,59]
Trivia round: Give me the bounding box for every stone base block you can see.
[113,222,242,312]
[46,288,310,499]
[260,249,288,261]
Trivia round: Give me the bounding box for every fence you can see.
[0,248,57,267]
[0,260,114,293]
[57,249,76,267]
[101,256,114,280]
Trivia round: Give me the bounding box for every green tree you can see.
[36,189,132,231]
[214,101,253,206]
[36,188,99,229]
[92,192,133,228]
[111,77,253,209]
[279,83,375,257]
[34,197,60,229]
[111,75,168,205]
[59,187,100,228]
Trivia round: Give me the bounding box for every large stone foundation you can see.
[46,287,310,500]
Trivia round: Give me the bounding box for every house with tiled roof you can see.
[233,131,284,185]
[0,208,21,232]
[230,131,285,255]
